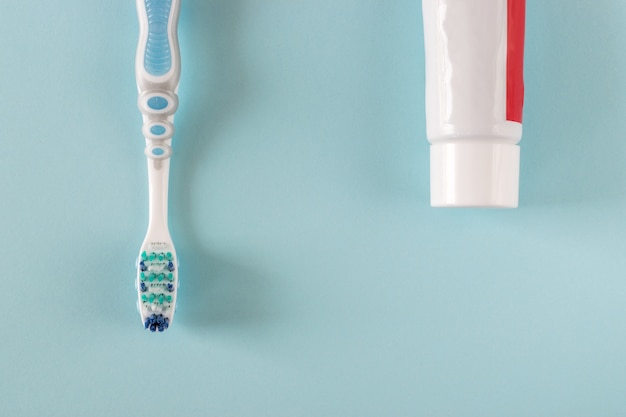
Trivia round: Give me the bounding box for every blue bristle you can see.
[168,262,175,271]
[166,283,174,292]
[140,282,147,292]
[140,261,147,271]
[143,313,170,332]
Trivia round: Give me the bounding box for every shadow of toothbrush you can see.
[169,0,274,330]
[177,251,273,329]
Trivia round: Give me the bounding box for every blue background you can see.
[1,1,625,416]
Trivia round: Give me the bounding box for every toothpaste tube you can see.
[422,0,525,207]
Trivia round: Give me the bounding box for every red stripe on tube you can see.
[506,0,525,123]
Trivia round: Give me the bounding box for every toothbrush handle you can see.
[136,0,181,150]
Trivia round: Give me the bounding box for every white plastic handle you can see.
[135,0,181,93]
[136,0,181,147]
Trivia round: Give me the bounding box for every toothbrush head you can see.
[136,248,178,331]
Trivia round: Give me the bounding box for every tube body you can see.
[423,0,525,207]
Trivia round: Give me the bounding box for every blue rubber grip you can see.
[144,0,173,76]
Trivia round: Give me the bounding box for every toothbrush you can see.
[134,0,181,332]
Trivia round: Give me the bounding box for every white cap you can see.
[430,142,520,208]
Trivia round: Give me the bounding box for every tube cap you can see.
[430,142,520,208]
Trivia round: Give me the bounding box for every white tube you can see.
[423,0,526,208]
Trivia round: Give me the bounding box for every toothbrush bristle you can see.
[144,314,169,332]
[137,250,177,332]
